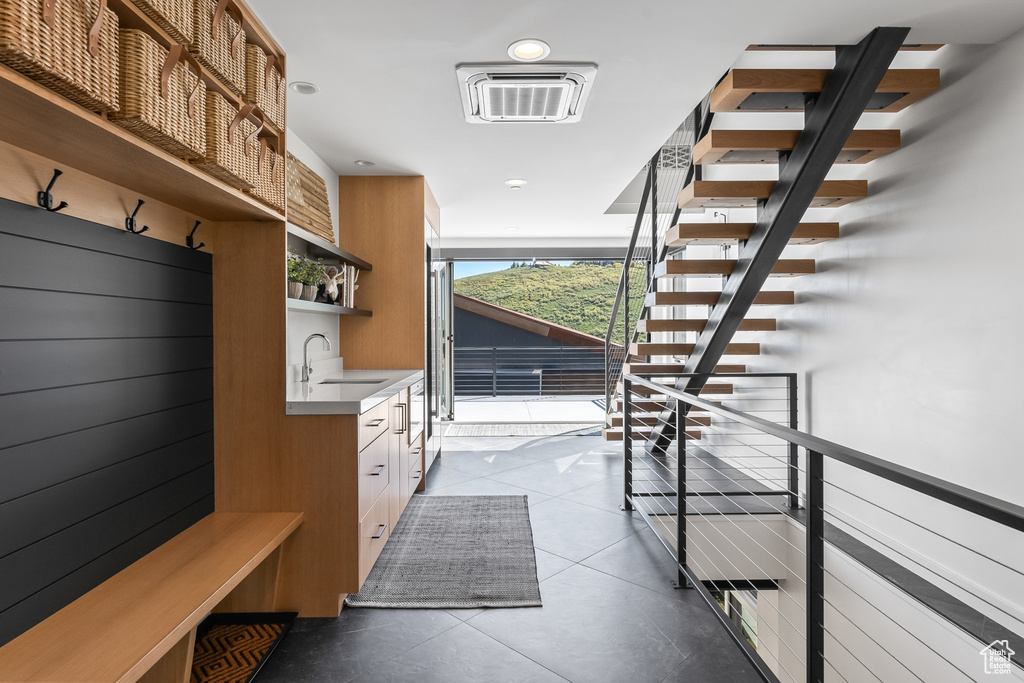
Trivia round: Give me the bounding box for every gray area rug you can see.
[344,495,543,609]
[445,423,601,437]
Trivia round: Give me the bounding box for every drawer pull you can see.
[411,447,422,456]
[371,523,388,539]
[367,418,385,427]
[411,470,422,479]
[369,464,386,476]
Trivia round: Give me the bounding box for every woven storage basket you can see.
[244,137,284,211]
[244,43,283,131]
[190,0,244,95]
[192,91,255,188]
[125,0,192,44]
[0,0,119,112]
[111,30,205,159]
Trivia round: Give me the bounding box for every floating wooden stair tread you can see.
[613,396,718,412]
[655,259,815,278]
[678,180,867,209]
[622,363,746,374]
[616,381,732,397]
[667,222,839,247]
[709,69,939,113]
[693,129,901,165]
[638,318,776,333]
[631,342,759,356]
[602,427,702,441]
[646,291,795,307]
[608,413,712,428]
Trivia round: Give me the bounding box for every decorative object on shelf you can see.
[126,0,194,45]
[186,220,204,250]
[319,264,343,304]
[286,250,325,301]
[111,33,207,160]
[192,92,258,188]
[190,0,246,96]
[286,153,334,243]
[125,199,149,234]
[245,43,284,131]
[0,0,121,113]
[345,265,359,308]
[286,249,304,299]
[37,169,68,213]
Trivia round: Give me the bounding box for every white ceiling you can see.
[248,0,1024,245]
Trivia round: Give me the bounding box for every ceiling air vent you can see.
[456,63,598,124]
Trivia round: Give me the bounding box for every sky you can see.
[453,261,512,280]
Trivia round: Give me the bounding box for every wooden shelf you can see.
[286,223,372,270]
[710,69,940,113]
[693,129,901,165]
[287,299,372,317]
[677,180,867,209]
[0,63,279,221]
[667,222,839,247]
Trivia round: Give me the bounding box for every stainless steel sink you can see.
[319,378,387,385]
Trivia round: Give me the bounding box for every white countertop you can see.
[285,368,423,415]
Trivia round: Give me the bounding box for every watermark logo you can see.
[980,640,1015,676]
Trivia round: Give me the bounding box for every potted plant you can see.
[300,258,326,301]
[286,251,305,299]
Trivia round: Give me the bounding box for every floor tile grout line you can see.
[460,617,574,683]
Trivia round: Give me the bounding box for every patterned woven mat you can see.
[345,495,542,609]
[190,613,295,682]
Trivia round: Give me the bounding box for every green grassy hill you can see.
[454,262,624,338]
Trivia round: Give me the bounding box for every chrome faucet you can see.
[302,333,331,382]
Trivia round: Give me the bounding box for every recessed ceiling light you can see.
[505,178,528,188]
[506,226,519,232]
[508,38,550,62]
[354,160,376,167]
[289,81,320,95]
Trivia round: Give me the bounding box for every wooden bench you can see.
[0,511,303,682]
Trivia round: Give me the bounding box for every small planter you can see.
[287,281,303,299]
[301,285,317,301]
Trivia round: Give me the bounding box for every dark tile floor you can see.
[258,435,761,683]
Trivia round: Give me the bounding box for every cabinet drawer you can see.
[409,434,425,493]
[357,400,389,452]
[358,489,392,587]
[358,430,390,519]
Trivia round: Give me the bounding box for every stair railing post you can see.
[623,377,634,512]
[789,374,800,509]
[491,347,497,397]
[807,449,825,682]
[651,152,659,286]
[675,396,689,587]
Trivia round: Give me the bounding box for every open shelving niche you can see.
[286,222,373,317]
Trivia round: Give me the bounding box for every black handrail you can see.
[624,372,1024,532]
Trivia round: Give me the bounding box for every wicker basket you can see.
[0,0,119,113]
[244,43,283,131]
[111,30,205,159]
[125,0,192,44]
[190,0,244,95]
[244,136,284,211]
[192,92,256,188]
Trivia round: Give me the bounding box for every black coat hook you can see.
[186,220,204,250]
[38,169,69,212]
[125,199,149,234]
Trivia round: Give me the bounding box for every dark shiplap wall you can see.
[0,199,214,646]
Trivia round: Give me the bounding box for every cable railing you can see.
[621,371,1024,683]
[603,98,711,414]
[453,346,605,397]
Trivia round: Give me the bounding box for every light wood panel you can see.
[0,140,217,252]
[630,342,760,356]
[0,512,301,682]
[666,222,839,247]
[637,318,776,333]
[655,259,815,278]
[693,130,900,165]
[0,63,278,221]
[337,177,428,370]
[710,69,940,112]
[646,291,795,307]
[137,629,195,683]
[678,180,867,209]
